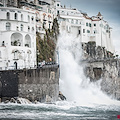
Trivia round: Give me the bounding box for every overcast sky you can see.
[60,0,120,56]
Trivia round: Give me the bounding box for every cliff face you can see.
[82,42,120,100]
[36,18,59,63]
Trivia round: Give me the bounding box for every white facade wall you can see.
[0,7,36,70]
[22,5,54,39]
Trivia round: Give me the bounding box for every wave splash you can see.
[57,32,120,106]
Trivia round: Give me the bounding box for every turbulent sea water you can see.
[0,33,120,120]
[0,102,120,120]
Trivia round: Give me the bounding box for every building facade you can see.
[0,0,115,70]
[56,1,114,53]
[0,7,36,70]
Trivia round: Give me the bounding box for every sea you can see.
[0,101,120,120]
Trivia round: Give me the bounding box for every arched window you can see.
[25,34,31,48]
[6,22,11,30]
[21,24,23,31]
[31,16,34,21]
[11,33,23,46]
[6,12,10,20]
[28,15,30,22]
[21,14,23,21]
[14,13,18,20]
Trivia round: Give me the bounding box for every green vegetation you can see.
[36,18,59,64]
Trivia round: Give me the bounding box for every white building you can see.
[0,0,115,70]
[0,7,36,70]
[21,0,54,39]
[55,1,114,53]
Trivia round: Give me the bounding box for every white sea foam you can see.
[57,32,120,106]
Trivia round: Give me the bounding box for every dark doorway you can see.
[78,30,81,35]
[14,61,17,69]
[93,68,102,80]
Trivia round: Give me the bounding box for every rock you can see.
[17,98,31,104]
[4,100,9,104]
[58,91,66,101]
[45,95,52,103]
[34,100,39,104]
[10,98,16,103]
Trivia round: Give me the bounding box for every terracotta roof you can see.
[92,19,100,21]
[83,15,91,20]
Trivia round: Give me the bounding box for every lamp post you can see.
[37,50,40,67]
[56,49,60,78]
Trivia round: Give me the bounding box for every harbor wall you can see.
[0,65,59,102]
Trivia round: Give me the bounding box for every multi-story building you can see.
[56,1,114,53]
[0,0,115,70]
[0,7,36,70]
[21,0,54,38]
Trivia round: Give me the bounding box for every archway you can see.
[11,33,23,46]
[25,34,31,47]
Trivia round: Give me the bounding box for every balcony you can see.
[88,34,96,37]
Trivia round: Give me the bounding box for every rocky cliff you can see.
[82,41,120,100]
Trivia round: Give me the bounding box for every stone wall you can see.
[83,53,120,100]
[0,65,59,102]
[82,41,120,100]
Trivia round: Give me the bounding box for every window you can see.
[28,26,30,32]
[32,27,34,31]
[76,20,78,24]
[87,30,90,33]
[6,12,10,20]
[71,19,74,24]
[57,10,59,15]
[57,4,59,6]
[28,15,30,22]
[86,22,88,26]
[89,23,91,27]
[21,14,23,21]
[31,16,34,21]
[78,30,80,34]
[94,30,97,34]
[83,29,85,33]
[49,24,50,29]
[21,24,23,31]
[14,13,18,20]
[6,22,11,30]
[16,26,19,31]
[2,41,5,46]
[8,0,10,4]
[94,24,96,27]
[43,22,46,29]
[106,30,109,33]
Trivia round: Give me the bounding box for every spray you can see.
[57,32,120,106]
